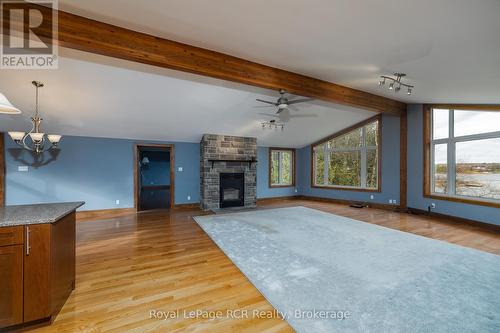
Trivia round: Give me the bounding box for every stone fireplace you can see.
[200,134,257,210]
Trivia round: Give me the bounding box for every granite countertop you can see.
[0,202,85,227]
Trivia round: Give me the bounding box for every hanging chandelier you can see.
[378,73,414,95]
[8,81,62,154]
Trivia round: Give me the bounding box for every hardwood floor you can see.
[22,198,499,333]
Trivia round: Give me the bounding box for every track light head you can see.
[378,73,414,95]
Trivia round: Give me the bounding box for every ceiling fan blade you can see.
[252,105,276,108]
[256,99,278,106]
[257,112,279,118]
[287,98,314,105]
[289,114,318,118]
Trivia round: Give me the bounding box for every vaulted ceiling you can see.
[1,0,499,147]
[58,0,500,104]
[0,48,375,147]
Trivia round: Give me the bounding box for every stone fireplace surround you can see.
[200,134,257,211]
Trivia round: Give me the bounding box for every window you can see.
[425,106,500,207]
[269,148,295,187]
[312,115,381,191]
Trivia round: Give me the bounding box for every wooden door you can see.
[24,224,51,322]
[0,245,24,327]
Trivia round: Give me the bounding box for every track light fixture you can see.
[261,119,285,131]
[378,73,414,95]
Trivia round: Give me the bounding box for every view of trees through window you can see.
[270,149,293,186]
[431,108,500,201]
[313,118,379,189]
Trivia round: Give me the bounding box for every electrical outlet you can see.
[389,199,393,204]
[178,167,183,172]
[187,195,191,201]
[18,165,29,172]
[370,195,374,200]
[115,199,120,205]
[393,199,397,204]
[431,203,436,209]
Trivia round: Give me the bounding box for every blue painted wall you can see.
[256,147,298,198]
[298,114,401,206]
[140,151,170,186]
[407,104,500,226]
[3,135,199,210]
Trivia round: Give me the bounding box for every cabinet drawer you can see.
[0,226,24,247]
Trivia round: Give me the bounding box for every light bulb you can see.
[388,82,394,90]
[395,85,401,92]
[407,87,412,95]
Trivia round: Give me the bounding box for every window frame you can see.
[423,104,500,208]
[269,148,296,188]
[310,114,382,192]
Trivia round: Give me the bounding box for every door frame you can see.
[134,143,174,210]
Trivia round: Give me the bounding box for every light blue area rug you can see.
[194,206,500,333]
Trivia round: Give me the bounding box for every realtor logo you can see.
[1,0,58,69]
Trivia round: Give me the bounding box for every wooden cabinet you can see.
[0,244,23,327]
[24,224,51,322]
[0,212,76,330]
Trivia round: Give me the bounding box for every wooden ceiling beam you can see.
[9,3,405,115]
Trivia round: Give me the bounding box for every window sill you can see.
[270,184,294,188]
[312,185,381,193]
[424,194,500,209]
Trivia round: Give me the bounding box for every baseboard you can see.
[407,207,500,233]
[173,202,200,209]
[257,195,300,203]
[76,208,136,222]
[299,195,399,211]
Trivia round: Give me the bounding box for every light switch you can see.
[18,165,29,172]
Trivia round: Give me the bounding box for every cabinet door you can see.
[24,224,51,322]
[0,245,23,327]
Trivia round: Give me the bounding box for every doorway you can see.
[134,144,174,211]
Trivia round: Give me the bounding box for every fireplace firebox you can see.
[220,173,244,208]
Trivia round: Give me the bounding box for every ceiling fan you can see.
[257,109,317,123]
[256,89,313,114]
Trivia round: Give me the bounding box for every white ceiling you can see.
[0,48,374,147]
[58,0,500,104]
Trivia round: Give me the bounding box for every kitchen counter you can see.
[0,202,84,227]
